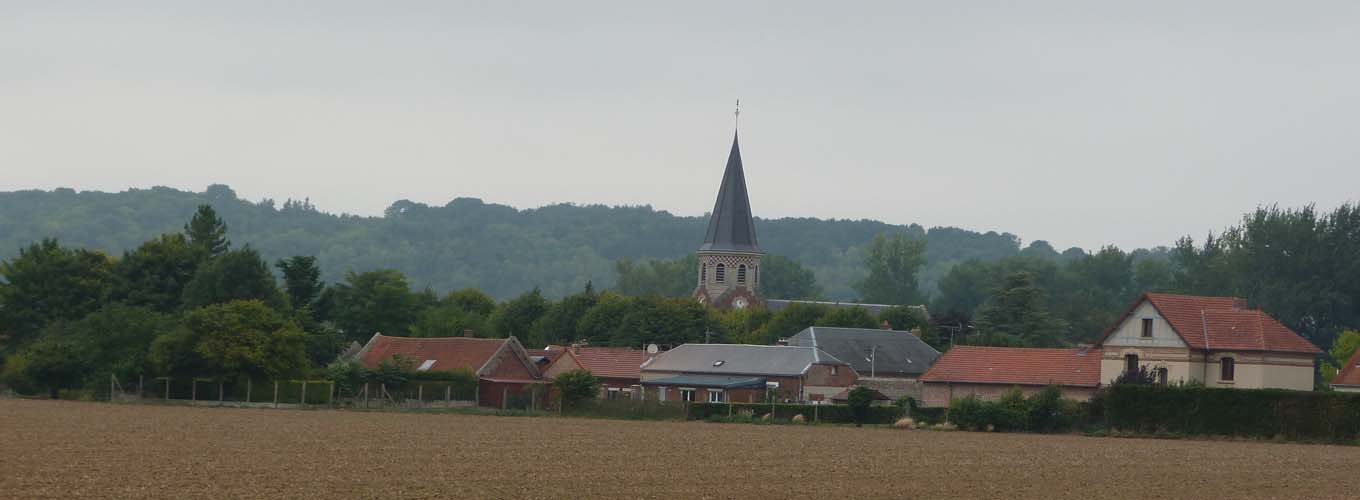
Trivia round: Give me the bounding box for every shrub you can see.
[1103,384,1360,441]
[1026,385,1072,433]
[687,402,899,424]
[846,386,875,426]
[553,369,600,411]
[949,387,1082,433]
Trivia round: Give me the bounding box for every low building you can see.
[639,344,855,403]
[1330,349,1360,393]
[786,325,940,400]
[1094,293,1320,390]
[355,333,545,409]
[918,346,1102,407]
[541,345,653,401]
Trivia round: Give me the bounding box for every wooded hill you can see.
[0,184,1073,300]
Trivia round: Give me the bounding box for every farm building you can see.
[639,344,856,403]
[540,345,654,400]
[918,346,1102,407]
[1094,293,1320,390]
[1332,348,1360,393]
[355,332,546,409]
[786,325,939,400]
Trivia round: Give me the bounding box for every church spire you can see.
[699,128,760,254]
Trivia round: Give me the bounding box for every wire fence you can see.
[106,375,477,409]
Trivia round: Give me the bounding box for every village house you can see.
[639,344,856,403]
[918,346,1102,407]
[355,332,546,409]
[1331,349,1360,393]
[539,344,653,400]
[1094,293,1319,390]
[785,325,939,400]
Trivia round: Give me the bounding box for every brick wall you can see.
[921,382,1097,408]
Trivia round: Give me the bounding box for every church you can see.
[691,131,763,310]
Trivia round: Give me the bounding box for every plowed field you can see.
[2,399,1358,499]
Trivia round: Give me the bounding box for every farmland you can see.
[2,400,1359,499]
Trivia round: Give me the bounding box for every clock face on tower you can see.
[733,297,748,309]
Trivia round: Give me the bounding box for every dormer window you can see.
[715,263,726,283]
[737,264,747,284]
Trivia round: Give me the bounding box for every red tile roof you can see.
[1098,293,1320,354]
[358,334,508,373]
[919,346,1102,388]
[1333,349,1360,388]
[550,346,652,380]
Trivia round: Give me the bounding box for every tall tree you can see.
[184,204,229,258]
[853,232,927,305]
[151,300,309,380]
[0,239,113,344]
[181,246,285,310]
[530,285,598,346]
[109,233,198,312]
[329,269,422,341]
[759,254,822,300]
[276,256,323,313]
[973,272,1068,347]
[489,288,549,340]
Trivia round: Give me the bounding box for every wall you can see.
[860,377,923,401]
[1100,347,1199,386]
[920,382,1096,408]
[1202,352,1314,391]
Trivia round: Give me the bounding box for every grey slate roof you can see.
[641,374,767,389]
[787,326,940,378]
[765,299,930,321]
[699,133,760,253]
[640,344,845,377]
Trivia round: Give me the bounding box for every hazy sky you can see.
[3,2,1358,251]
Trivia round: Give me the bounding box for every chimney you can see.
[909,328,921,338]
[880,320,893,331]
[570,343,580,355]
[462,329,475,338]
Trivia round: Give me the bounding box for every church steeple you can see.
[699,133,760,253]
[693,110,764,310]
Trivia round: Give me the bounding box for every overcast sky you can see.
[3,2,1357,251]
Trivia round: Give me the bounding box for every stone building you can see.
[692,132,764,310]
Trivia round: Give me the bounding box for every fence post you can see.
[728,401,733,417]
[139,375,144,398]
[218,381,224,404]
[329,382,335,407]
[363,382,369,409]
[164,378,170,401]
[110,374,116,402]
[814,403,819,424]
[418,385,424,408]
[445,385,451,406]
[191,380,197,401]
[301,381,308,407]
[273,381,279,408]
[246,379,252,404]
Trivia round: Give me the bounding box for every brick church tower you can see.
[692,131,763,310]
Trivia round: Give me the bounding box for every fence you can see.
[107,375,477,409]
[563,399,688,420]
[687,402,903,424]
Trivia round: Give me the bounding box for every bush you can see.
[948,386,1083,433]
[846,386,875,426]
[553,369,600,410]
[688,402,900,425]
[1103,384,1360,441]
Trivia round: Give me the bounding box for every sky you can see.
[3,2,1358,251]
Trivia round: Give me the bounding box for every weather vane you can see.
[734,99,740,129]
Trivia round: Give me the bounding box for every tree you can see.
[846,386,875,427]
[181,246,286,310]
[489,288,548,340]
[0,239,113,344]
[410,303,489,339]
[757,255,822,300]
[443,288,497,317]
[1322,330,1360,384]
[17,334,89,398]
[276,256,323,313]
[973,272,1067,347]
[814,306,878,329]
[152,300,309,380]
[109,233,199,313]
[530,285,598,346]
[553,369,601,410]
[329,270,423,341]
[613,255,696,297]
[184,204,229,258]
[763,302,830,344]
[613,296,714,348]
[716,306,772,345]
[878,305,927,332]
[853,232,927,305]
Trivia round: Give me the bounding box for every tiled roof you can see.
[357,334,507,373]
[558,346,652,380]
[918,346,1102,388]
[787,326,940,377]
[1333,349,1360,388]
[1099,293,1320,354]
[640,344,847,377]
[641,375,767,389]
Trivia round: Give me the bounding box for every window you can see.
[417,360,436,372]
[680,389,695,402]
[737,264,747,284]
[713,360,725,367]
[606,388,620,400]
[830,366,838,376]
[656,387,667,401]
[715,264,726,283]
[1157,367,1168,386]
[1141,318,1153,338]
[707,389,723,403]
[752,265,758,284]
[1220,357,1235,382]
[1124,354,1139,374]
[701,263,707,282]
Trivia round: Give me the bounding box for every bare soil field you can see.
[2,400,1359,499]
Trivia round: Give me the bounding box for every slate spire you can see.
[699,132,760,253]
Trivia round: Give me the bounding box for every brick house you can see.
[639,344,856,403]
[786,325,939,400]
[1332,349,1360,393]
[355,333,546,409]
[1093,293,1320,390]
[918,346,1102,407]
[540,345,653,401]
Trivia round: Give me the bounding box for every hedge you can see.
[1103,384,1360,441]
[687,402,902,424]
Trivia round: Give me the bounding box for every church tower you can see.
[692,130,763,310]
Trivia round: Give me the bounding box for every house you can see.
[355,332,546,409]
[540,345,653,400]
[918,346,1103,407]
[785,326,940,400]
[639,344,856,403]
[1331,349,1360,393]
[1094,293,1320,390]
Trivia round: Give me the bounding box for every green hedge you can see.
[687,402,902,424]
[947,386,1085,433]
[1103,384,1360,441]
